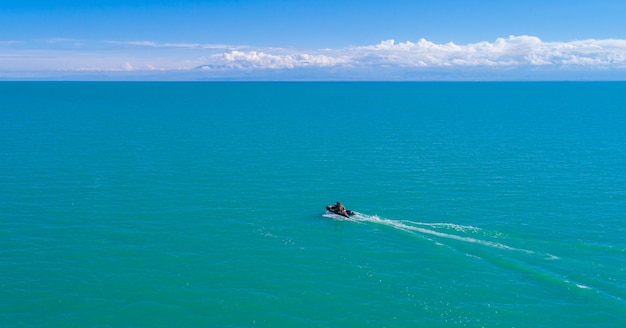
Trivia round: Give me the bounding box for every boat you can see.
[326,203,354,218]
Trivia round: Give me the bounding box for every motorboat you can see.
[326,203,354,218]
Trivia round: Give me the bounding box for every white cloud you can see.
[0,40,24,46]
[2,36,626,79]
[106,40,233,50]
[45,38,81,43]
[348,35,626,68]
[204,50,349,70]
[197,35,626,72]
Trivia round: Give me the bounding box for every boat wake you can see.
[325,211,529,253]
[323,211,626,303]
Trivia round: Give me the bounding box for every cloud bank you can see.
[2,36,626,80]
[202,36,626,70]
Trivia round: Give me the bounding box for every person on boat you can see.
[335,202,346,213]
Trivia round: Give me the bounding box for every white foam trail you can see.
[545,254,560,260]
[323,212,365,224]
[324,212,626,302]
[382,218,530,253]
[405,222,480,233]
[329,211,533,254]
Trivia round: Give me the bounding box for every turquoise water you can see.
[1,82,625,327]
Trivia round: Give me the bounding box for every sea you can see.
[1,81,625,327]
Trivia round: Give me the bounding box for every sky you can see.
[2,0,626,80]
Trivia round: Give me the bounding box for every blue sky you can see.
[2,0,626,80]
